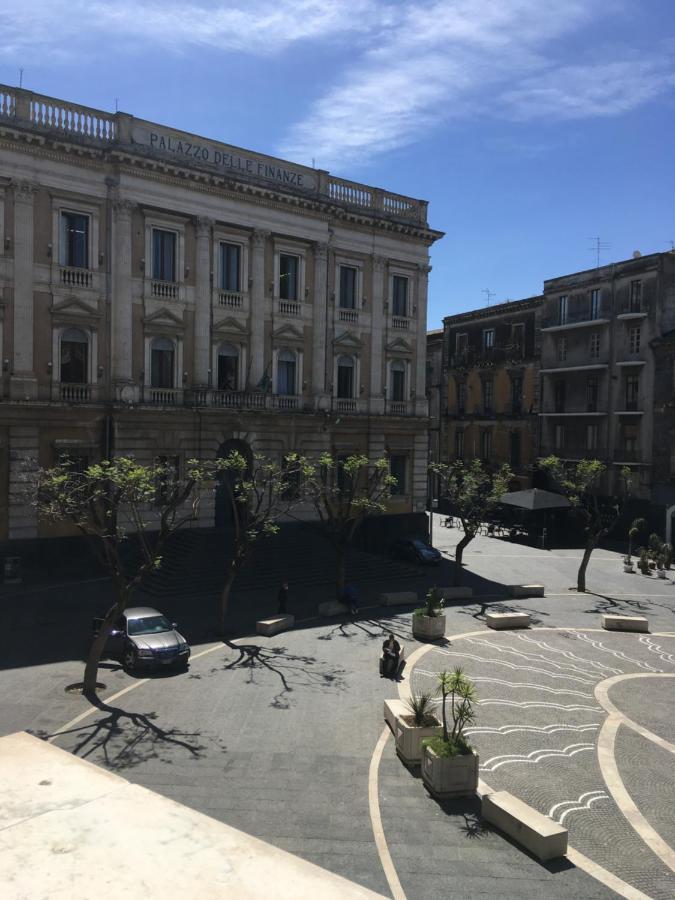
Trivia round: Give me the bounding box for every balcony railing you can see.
[60,266,93,289]
[272,395,299,410]
[278,299,301,317]
[542,306,609,329]
[449,345,526,368]
[55,382,92,402]
[613,448,643,463]
[618,299,649,317]
[545,445,609,460]
[147,388,182,405]
[339,309,359,324]
[336,398,357,414]
[389,400,409,416]
[151,280,179,300]
[217,290,243,309]
[392,316,410,330]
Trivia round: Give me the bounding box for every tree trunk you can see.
[219,562,238,636]
[453,532,474,586]
[83,600,123,697]
[577,539,596,592]
[336,545,347,600]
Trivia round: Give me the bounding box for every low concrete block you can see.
[378,591,418,607]
[508,584,545,598]
[486,612,531,630]
[437,586,473,601]
[602,614,649,633]
[256,615,295,637]
[383,698,407,733]
[482,791,568,861]
[318,600,349,617]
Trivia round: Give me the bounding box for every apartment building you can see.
[0,85,442,546]
[443,296,541,486]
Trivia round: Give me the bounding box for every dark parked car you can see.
[389,537,442,566]
[93,606,191,671]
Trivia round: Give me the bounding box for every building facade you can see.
[0,85,442,545]
[442,297,541,485]
[539,252,675,503]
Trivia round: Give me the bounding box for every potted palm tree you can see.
[421,667,479,799]
[392,690,442,766]
[412,587,446,641]
[624,518,646,572]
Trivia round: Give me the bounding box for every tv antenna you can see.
[667,240,674,250]
[482,288,495,306]
[115,97,119,112]
[19,68,24,88]
[588,236,611,268]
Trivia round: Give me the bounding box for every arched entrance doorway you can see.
[214,439,253,529]
[666,504,675,547]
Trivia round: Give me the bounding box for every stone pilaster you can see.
[369,255,386,414]
[415,263,431,417]
[10,181,37,400]
[194,217,212,386]
[8,425,39,539]
[250,229,269,387]
[312,241,329,406]
[111,199,134,395]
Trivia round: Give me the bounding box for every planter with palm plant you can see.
[412,587,446,641]
[625,518,646,572]
[393,690,442,766]
[421,667,479,799]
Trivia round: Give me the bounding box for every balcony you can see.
[278,299,301,317]
[59,266,94,289]
[150,280,179,301]
[53,382,95,402]
[272,394,299,410]
[545,445,609,461]
[335,398,357,414]
[392,316,410,330]
[542,307,610,331]
[449,345,527,369]
[389,400,411,416]
[540,406,607,417]
[617,299,649,319]
[216,290,244,310]
[147,387,182,405]
[339,309,359,325]
[613,448,646,464]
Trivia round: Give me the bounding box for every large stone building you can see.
[441,296,541,486]
[0,85,442,547]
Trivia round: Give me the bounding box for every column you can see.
[8,425,39,538]
[111,198,134,396]
[10,181,37,400]
[369,255,386,415]
[194,217,212,386]
[312,241,329,407]
[250,230,269,387]
[414,263,431,416]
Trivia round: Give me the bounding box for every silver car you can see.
[95,606,191,671]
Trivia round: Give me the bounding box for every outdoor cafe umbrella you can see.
[498,488,570,510]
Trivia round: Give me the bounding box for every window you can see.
[150,337,175,388]
[277,349,296,395]
[629,326,641,354]
[60,212,89,268]
[558,295,568,325]
[590,289,601,320]
[511,323,525,353]
[339,266,357,309]
[392,276,408,317]
[60,327,88,384]
[590,332,601,359]
[455,430,464,459]
[390,360,406,402]
[457,381,466,414]
[389,455,407,495]
[217,343,239,391]
[622,424,638,454]
[481,430,492,460]
[554,380,566,413]
[511,376,523,414]
[279,254,299,301]
[455,332,468,355]
[220,243,241,292]
[152,229,176,282]
[625,374,639,410]
[554,423,565,450]
[483,329,495,350]
[586,376,598,412]
[557,337,567,362]
[483,378,493,413]
[586,424,598,451]
[510,431,521,468]
[337,355,355,398]
[630,280,642,311]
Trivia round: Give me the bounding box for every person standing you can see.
[277,581,289,614]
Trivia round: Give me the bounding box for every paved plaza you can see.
[2,516,675,898]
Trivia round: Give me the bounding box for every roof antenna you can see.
[588,236,611,268]
[311,157,316,169]
[19,68,24,88]
[482,288,495,306]
[115,98,119,112]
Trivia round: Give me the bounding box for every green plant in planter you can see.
[413,586,444,619]
[423,667,476,757]
[403,691,437,727]
[627,517,646,561]
[664,543,673,569]
[638,548,650,575]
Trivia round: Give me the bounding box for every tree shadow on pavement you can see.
[210,641,347,710]
[454,598,549,626]
[30,697,216,771]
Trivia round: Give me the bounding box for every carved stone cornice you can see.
[417,263,432,275]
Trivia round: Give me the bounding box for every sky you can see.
[2,0,674,327]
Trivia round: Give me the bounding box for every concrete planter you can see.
[623,564,634,573]
[412,613,446,642]
[657,569,667,579]
[393,714,442,766]
[421,744,479,799]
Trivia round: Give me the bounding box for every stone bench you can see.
[318,600,349,617]
[508,584,545,598]
[378,591,418,607]
[482,791,568,861]
[437,586,473,601]
[486,612,531,630]
[256,615,295,637]
[602,614,649,633]
[383,698,407,732]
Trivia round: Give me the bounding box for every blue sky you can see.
[2,1,674,327]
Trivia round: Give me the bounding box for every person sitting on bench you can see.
[381,633,401,678]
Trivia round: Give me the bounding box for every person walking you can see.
[277,581,289,614]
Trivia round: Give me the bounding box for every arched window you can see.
[336,355,355,399]
[390,360,406,402]
[277,349,296,396]
[217,342,239,391]
[60,327,88,384]
[150,337,175,388]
